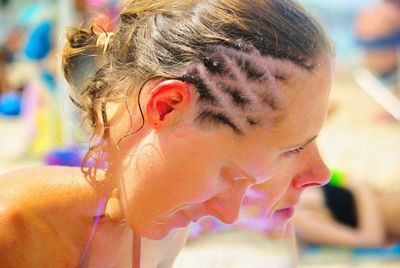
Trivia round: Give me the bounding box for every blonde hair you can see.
[62,0,332,171]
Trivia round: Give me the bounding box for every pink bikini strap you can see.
[132,233,141,268]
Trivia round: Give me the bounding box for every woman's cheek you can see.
[236,151,280,184]
[178,165,232,206]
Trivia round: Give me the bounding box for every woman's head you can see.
[62,0,333,239]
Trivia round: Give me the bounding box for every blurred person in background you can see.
[354,0,400,82]
[0,48,8,96]
[294,173,400,247]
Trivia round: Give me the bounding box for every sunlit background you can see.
[0,0,399,267]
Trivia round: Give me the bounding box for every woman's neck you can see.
[79,214,133,267]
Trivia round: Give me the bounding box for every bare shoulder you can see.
[0,166,105,215]
[0,166,106,266]
[0,165,97,187]
[0,203,28,266]
[0,204,22,249]
[0,196,82,266]
[0,165,86,187]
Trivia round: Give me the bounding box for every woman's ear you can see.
[146,80,191,129]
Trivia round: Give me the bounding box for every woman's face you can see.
[107,57,332,240]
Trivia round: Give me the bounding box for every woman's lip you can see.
[167,212,191,229]
[273,207,295,219]
[181,210,192,221]
[181,210,205,223]
[176,215,190,228]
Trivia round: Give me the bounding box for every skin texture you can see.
[104,56,332,240]
[0,167,189,267]
[0,57,332,266]
[0,167,100,267]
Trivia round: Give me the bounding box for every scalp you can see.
[179,43,288,134]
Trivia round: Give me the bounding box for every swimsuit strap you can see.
[356,31,400,49]
[132,233,141,268]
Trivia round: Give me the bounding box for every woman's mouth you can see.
[168,211,191,228]
[273,207,295,220]
[181,210,205,223]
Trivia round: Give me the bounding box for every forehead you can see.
[280,59,332,121]
[265,57,332,146]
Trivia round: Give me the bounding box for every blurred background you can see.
[0,0,399,267]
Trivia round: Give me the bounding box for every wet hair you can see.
[62,0,332,169]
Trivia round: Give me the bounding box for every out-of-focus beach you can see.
[1,0,399,267]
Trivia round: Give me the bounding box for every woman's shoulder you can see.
[0,165,93,185]
[0,166,105,266]
[1,165,84,182]
[0,167,95,267]
[0,164,106,215]
[0,166,105,206]
[0,165,107,227]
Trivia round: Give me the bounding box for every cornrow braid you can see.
[179,42,285,134]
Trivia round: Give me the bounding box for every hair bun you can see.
[62,26,109,92]
[67,27,97,49]
[96,32,114,55]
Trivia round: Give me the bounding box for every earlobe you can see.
[146,80,191,129]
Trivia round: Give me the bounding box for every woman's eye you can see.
[285,146,305,156]
[290,146,304,154]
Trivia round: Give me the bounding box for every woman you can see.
[0,0,333,267]
[294,178,400,247]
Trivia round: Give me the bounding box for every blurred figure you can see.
[3,28,24,64]
[0,48,8,96]
[0,0,10,8]
[354,0,400,80]
[0,28,24,96]
[294,175,400,247]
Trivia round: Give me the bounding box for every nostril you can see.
[300,182,322,189]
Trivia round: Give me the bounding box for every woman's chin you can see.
[132,226,167,240]
[136,224,184,240]
[142,230,170,240]
[133,213,191,240]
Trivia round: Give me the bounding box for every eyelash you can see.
[288,146,305,155]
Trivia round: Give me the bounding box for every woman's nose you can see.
[291,146,331,189]
[204,180,251,224]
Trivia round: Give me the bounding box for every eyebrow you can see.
[285,135,319,150]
